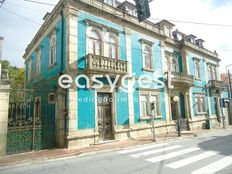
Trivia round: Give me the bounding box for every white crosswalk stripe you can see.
[191,155,232,174]
[145,147,200,163]
[166,151,219,169]
[130,145,183,158]
[117,143,168,154]
[117,143,232,173]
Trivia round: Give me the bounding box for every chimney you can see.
[43,12,50,21]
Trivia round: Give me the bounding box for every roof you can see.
[156,19,175,28]
[117,0,136,9]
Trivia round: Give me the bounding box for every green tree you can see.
[2,60,25,102]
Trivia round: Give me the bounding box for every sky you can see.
[0,0,232,73]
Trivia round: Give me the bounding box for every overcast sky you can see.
[0,0,232,73]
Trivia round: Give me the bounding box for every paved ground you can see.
[1,130,232,174]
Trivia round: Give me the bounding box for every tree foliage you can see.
[2,60,25,102]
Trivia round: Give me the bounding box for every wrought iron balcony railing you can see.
[86,54,128,75]
[171,72,194,86]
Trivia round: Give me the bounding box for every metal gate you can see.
[6,89,56,154]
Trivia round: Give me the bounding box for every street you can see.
[1,131,232,174]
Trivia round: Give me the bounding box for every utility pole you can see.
[228,70,232,124]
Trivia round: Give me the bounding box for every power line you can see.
[149,18,232,27]
[21,0,232,28]
[23,0,56,6]
[1,7,41,26]
[5,2,48,12]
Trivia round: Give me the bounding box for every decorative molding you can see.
[85,19,121,34]
[139,38,154,46]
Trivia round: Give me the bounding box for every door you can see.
[214,97,221,122]
[97,93,113,141]
[170,97,177,120]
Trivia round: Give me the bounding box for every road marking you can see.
[117,143,168,154]
[166,151,219,169]
[146,147,200,163]
[130,145,183,158]
[191,155,232,174]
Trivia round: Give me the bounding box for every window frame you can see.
[36,48,41,76]
[142,43,154,71]
[194,60,201,79]
[195,95,206,114]
[27,59,32,82]
[171,56,179,73]
[105,33,119,59]
[139,91,162,120]
[87,28,103,56]
[49,30,56,68]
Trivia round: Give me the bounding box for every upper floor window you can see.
[36,48,41,76]
[208,65,217,80]
[194,61,200,79]
[106,34,118,59]
[143,44,153,70]
[49,30,56,66]
[88,30,102,56]
[171,57,179,72]
[28,59,32,81]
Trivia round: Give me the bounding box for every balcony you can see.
[86,54,128,75]
[170,72,194,87]
[209,80,223,89]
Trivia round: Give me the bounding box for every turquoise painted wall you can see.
[26,17,66,86]
[77,12,129,129]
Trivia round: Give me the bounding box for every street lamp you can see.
[173,96,181,137]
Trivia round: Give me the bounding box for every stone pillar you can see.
[64,6,79,136]
[0,80,10,156]
[56,87,66,147]
[125,27,134,126]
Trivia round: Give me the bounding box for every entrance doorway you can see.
[97,93,113,141]
[213,97,221,122]
[170,97,177,120]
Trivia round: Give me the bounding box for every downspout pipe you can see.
[60,8,69,144]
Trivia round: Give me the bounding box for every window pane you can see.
[151,95,159,116]
[140,95,148,117]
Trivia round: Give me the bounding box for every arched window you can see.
[171,57,179,72]
[106,34,118,59]
[49,30,56,66]
[88,30,102,56]
[194,61,200,79]
[143,45,153,69]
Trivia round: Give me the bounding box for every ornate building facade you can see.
[23,0,227,149]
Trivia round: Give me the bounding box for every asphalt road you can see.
[1,130,232,174]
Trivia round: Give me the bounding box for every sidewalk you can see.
[1,127,232,169]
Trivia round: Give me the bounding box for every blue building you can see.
[23,0,228,149]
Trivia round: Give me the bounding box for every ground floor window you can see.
[139,91,161,118]
[195,96,206,113]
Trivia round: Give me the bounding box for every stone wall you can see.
[0,80,10,156]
